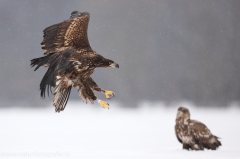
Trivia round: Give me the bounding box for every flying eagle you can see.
[175,107,221,150]
[31,11,119,112]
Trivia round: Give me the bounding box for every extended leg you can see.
[87,77,115,99]
[102,90,115,99]
[97,99,109,109]
[80,85,110,109]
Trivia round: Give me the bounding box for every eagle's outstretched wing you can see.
[41,12,91,55]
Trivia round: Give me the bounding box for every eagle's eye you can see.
[109,62,112,65]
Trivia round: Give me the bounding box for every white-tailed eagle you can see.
[31,11,119,112]
[175,107,221,150]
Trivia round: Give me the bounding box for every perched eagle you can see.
[31,11,119,112]
[175,107,221,150]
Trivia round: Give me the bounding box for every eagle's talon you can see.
[104,90,115,99]
[98,100,109,109]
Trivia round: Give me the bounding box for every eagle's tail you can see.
[204,135,222,150]
[53,78,72,112]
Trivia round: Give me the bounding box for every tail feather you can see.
[204,135,221,150]
[214,136,222,147]
[53,80,72,112]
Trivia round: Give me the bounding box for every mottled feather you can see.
[41,13,91,55]
[175,107,221,150]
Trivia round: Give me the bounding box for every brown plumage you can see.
[31,11,119,112]
[175,107,222,150]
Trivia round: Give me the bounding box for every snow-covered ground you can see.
[0,102,240,159]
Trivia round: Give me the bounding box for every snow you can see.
[0,102,240,159]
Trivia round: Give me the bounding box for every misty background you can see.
[0,0,240,108]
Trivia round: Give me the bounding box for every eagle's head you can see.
[176,107,190,121]
[93,54,119,68]
[70,11,90,19]
[100,59,119,68]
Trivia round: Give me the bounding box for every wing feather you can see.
[189,120,212,140]
[175,125,182,143]
[35,48,75,98]
[41,22,62,50]
[41,15,91,55]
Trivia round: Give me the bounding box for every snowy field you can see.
[0,102,240,159]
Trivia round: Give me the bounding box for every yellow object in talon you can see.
[104,90,115,99]
[98,99,109,109]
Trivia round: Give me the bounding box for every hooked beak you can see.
[110,63,119,68]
